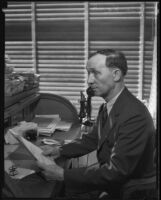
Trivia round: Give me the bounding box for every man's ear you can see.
[112,69,122,81]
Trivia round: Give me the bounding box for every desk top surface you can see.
[4,124,81,198]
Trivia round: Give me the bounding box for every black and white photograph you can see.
[1,1,159,199]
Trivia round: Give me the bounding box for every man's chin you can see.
[91,89,103,97]
[94,92,106,98]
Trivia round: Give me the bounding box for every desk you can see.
[4,124,81,198]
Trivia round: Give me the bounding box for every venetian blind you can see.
[4,1,157,119]
[35,2,86,112]
[4,2,34,71]
[143,2,156,101]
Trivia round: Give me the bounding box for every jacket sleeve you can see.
[60,123,98,158]
[64,112,155,192]
[60,104,104,158]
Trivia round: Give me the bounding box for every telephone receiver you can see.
[86,87,94,97]
[85,87,94,126]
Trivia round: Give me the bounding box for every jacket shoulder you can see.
[118,88,152,121]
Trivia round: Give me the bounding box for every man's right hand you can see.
[40,145,61,159]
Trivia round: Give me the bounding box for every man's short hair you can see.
[89,49,128,76]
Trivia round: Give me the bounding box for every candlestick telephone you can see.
[78,87,94,126]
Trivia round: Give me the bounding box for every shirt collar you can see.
[106,86,125,115]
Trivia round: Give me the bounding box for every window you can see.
[4,1,158,119]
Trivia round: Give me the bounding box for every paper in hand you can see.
[10,129,56,165]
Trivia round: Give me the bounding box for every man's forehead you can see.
[87,54,106,68]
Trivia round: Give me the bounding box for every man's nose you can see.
[87,73,94,84]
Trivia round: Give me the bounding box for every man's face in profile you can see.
[86,54,115,99]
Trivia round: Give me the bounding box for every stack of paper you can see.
[56,121,72,131]
[33,115,61,136]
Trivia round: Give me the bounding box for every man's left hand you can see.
[37,161,64,181]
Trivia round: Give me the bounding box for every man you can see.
[36,49,156,199]
[2,49,156,199]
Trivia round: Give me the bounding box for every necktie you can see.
[102,103,108,127]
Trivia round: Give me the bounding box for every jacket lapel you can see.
[97,87,129,150]
[97,111,118,149]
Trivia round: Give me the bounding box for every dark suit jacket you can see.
[60,87,156,195]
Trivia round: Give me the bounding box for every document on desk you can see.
[10,129,56,165]
[33,114,61,136]
[5,160,35,179]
